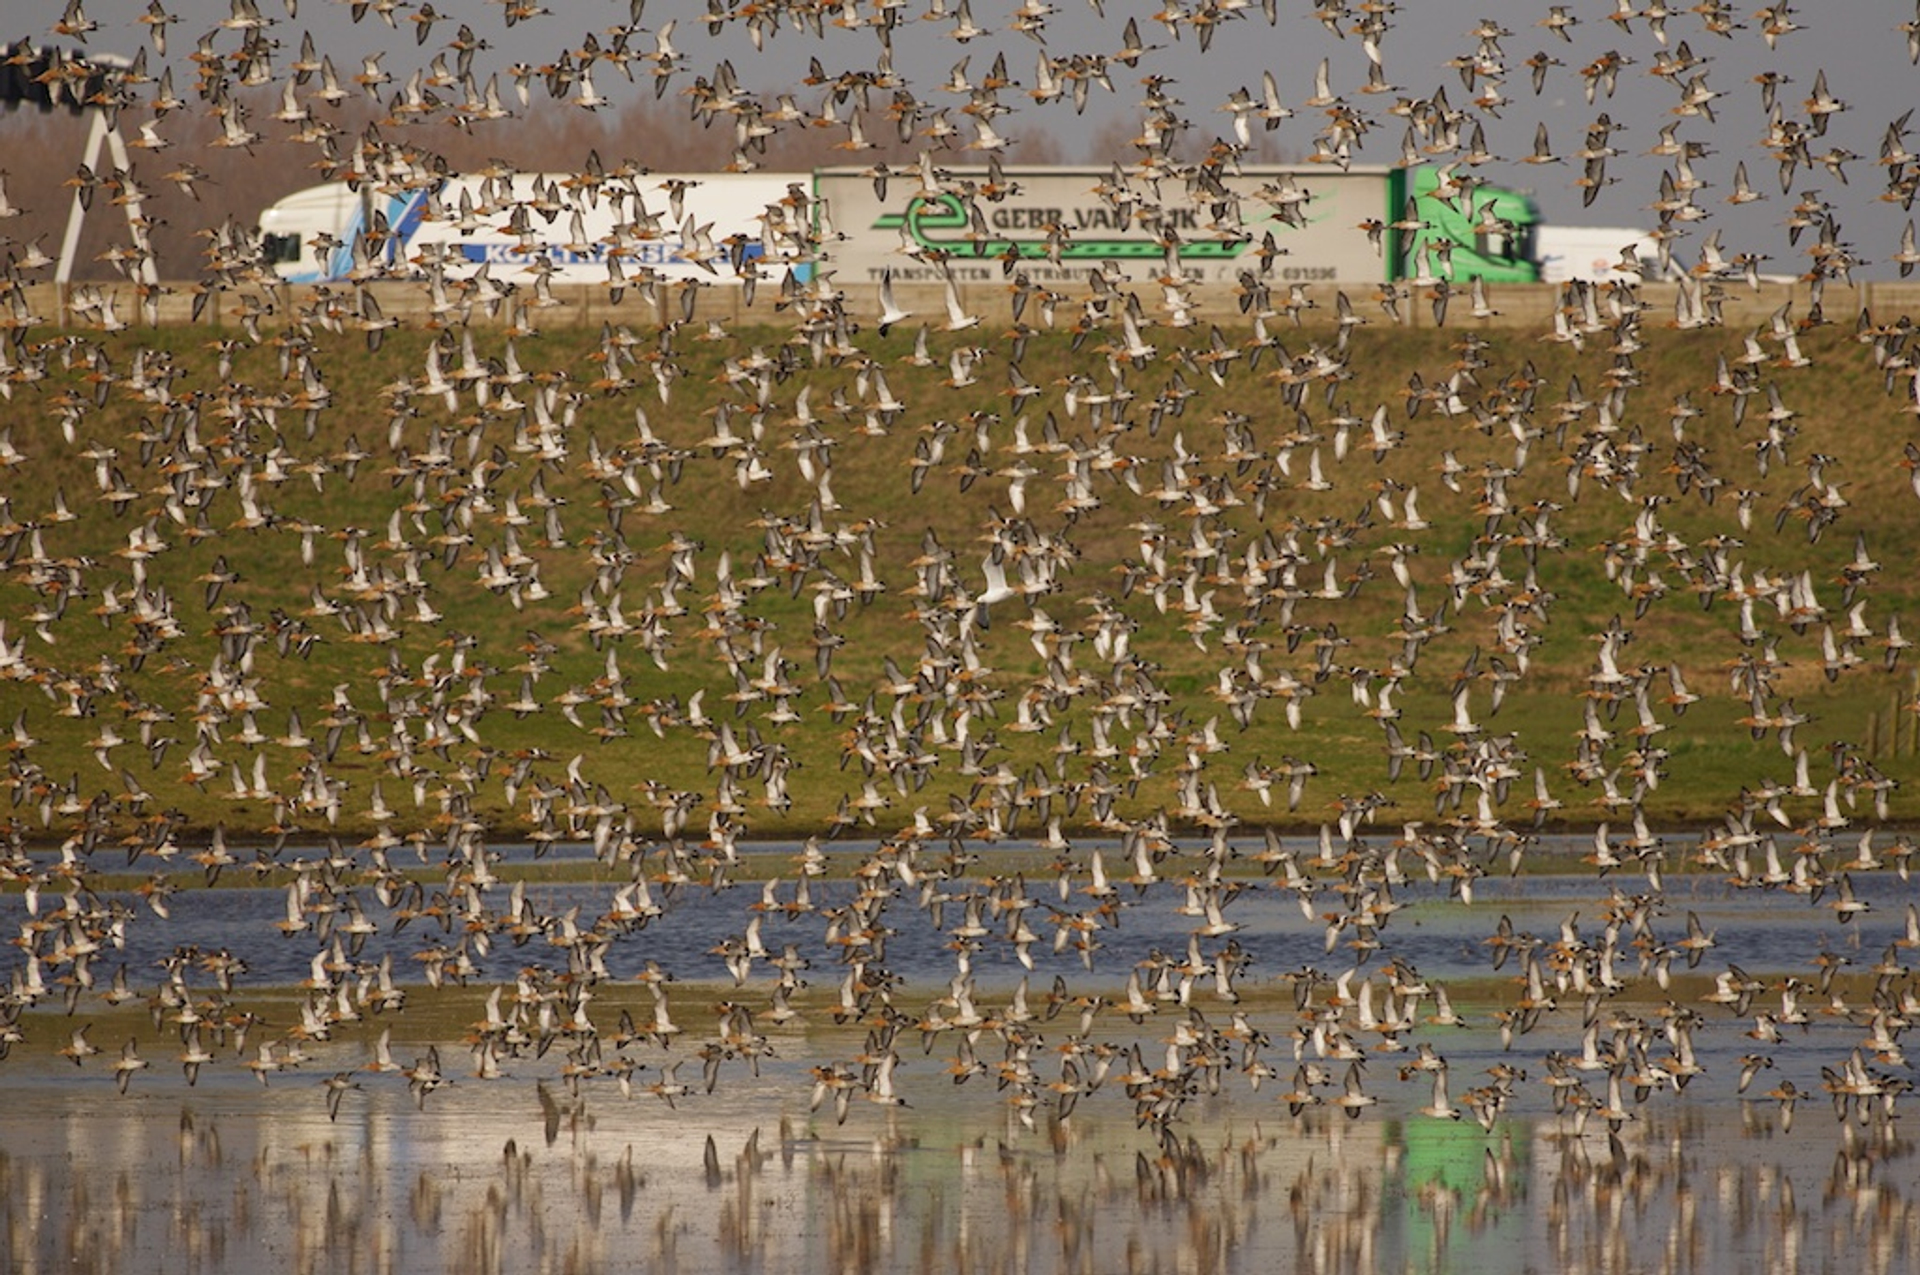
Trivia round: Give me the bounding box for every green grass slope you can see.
[0,292,1916,868]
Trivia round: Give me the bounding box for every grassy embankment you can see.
[0,304,1916,870]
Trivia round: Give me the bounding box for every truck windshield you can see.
[262,233,302,266]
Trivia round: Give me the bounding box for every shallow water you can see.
[4,839,1919,1274]
[6,838,1916,990]
[2,1047,1915,1275]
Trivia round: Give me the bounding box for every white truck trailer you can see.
[259,171,810,286]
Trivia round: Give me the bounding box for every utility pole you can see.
[1,41,153,320]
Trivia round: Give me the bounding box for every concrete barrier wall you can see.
[21,278,1920,333]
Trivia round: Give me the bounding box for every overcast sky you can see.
[34,1,1920,278]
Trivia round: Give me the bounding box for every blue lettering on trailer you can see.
[386,187,433,268]
[456,242,675,267]
[451,241,769,269]
[326,200,364,281]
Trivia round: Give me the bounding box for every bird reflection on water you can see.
[1,1076,1913,1275]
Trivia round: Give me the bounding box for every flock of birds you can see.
[2,0,1920,1178]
